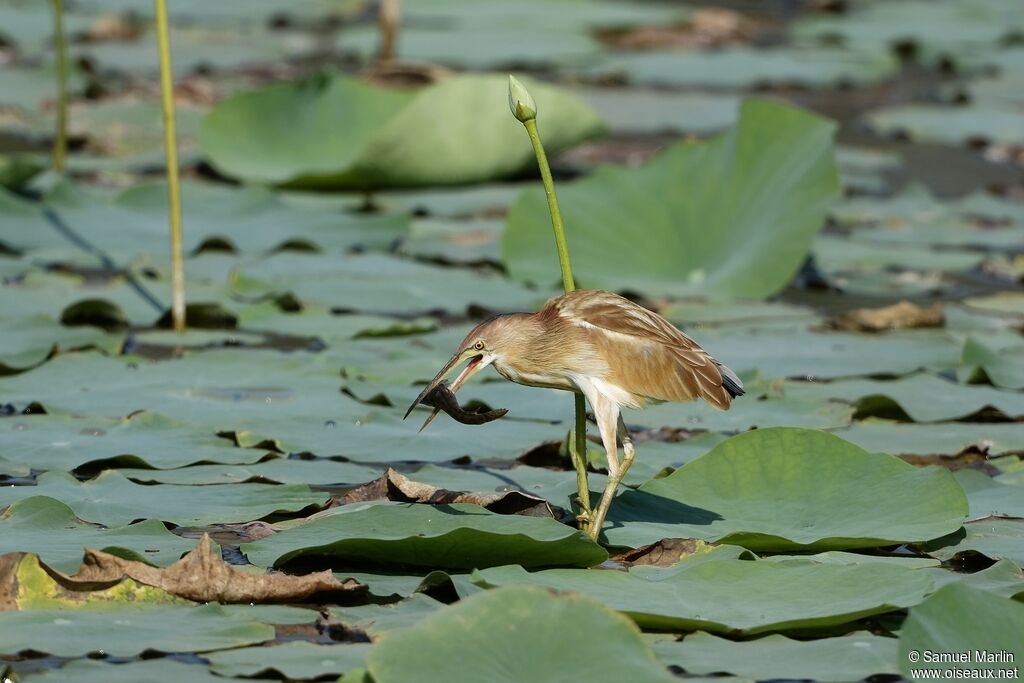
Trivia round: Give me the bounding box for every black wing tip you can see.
[719,364,745,399]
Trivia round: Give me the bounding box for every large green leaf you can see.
[503,99,839,297]
[899,584,1024,679]
[473,559,934,635]
[652,631,899,681]
[0,604,274,657]
[366,586,677,683]
[0,496,196,574]
[603,428,967,550]
[241,502,607,570]
[200,74,603,189]
[0,471,328,527]
[200,75,411,186]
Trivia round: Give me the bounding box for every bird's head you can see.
[403,314,527,427]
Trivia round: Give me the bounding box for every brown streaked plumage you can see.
[405,289,744,537]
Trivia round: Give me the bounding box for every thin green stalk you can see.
[154,0,186,332]
[523,118,574,293]
[51,0,68,172]
[509,76,591,529]
[573,393,590,516]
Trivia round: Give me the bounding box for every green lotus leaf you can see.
[604,427,967,550]
[899,583,1024,679]
[366,586,677,683]
[200,73,603,189]
[504,99,839,298]
[241,502,606,570]
[473,559,934,635]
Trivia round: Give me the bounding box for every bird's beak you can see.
[404,350,493,431]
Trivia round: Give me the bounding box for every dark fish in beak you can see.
[411,381,507,430]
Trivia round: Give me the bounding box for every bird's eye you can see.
[474,341,485,351]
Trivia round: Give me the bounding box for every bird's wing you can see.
[547,290,737,409]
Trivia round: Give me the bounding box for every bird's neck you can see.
[491,310,582,391]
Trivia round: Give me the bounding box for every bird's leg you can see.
[570,393,592,526]
[616,414,636,483]
[586,395,621,540]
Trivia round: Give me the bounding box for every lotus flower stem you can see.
[508,75,592,532]
[50,0,68,172]
[154,0,186,332]
[378,0,400,63]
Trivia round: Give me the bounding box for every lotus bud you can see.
[507,75,537,123]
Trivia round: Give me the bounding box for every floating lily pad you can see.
[473,559,934,635]
[927,559,1024,599]
[1,412,274,472]
[0,349,365,427]
[836,420,1024,457]
[0,496,197,574]
[0,604,274,657]
[242,502,606,570]
[623,390,854,431]
[589,48,897,89]
[652,631,898,682]
[333,593,446,636]
[574,88,740,134]
[206,641,370,679]
[923,517,1024,565]
[954,470,1024,520]
[238,303,438,345]
[118,458,384,486]
[0,314,124,375]
[0,471,328,527]
[899,583,1024,679]
[695,328,960,380]
[366,586,677,683]
[12,659,245,682]
[201,74,603,189]
[73,25,308,76]
[790,0,1024,66]
[233,252,551,316]
[867,104,1024,147]
[960,336,1024,390]
[784,373,1024,422]
[504,99,839,298]
[234,410,565,464]
[603,428,967,550]
[1,179,406,259]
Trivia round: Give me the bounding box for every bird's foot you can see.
[574,508,592,528]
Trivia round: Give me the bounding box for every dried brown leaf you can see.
[58,535,364,603]
[341,468,557,518]
[613,538,708,567]
[830,301,944,332]
[595,8,757,50]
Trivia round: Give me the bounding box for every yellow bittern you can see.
[405,289,744,536]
